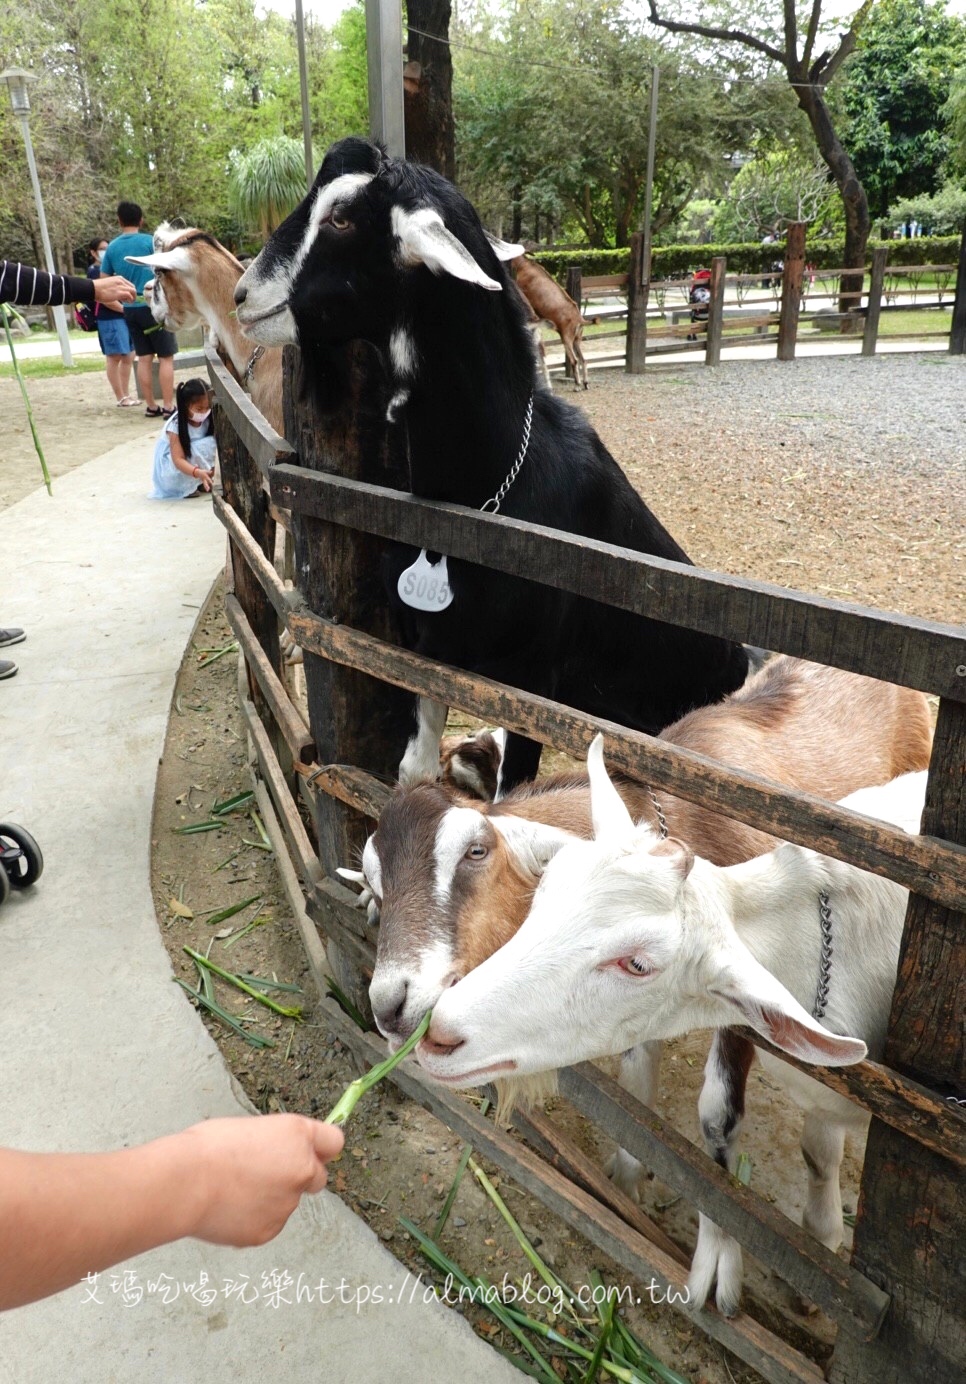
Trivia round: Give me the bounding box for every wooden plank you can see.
[212,491,292,623]
[306,890,377,977]
[863,248,884,361]
[625,231,647,374]
[509,1105,688,1267]
[323,1002,824,1384]
[705,256,726,366]
[270,467,966,703]
[299,761,392,820]
[949,223,966,355]
[206,345,293,476]
[282,613,966,912]
[558,1064,889,1338]
[743,1030,965,1169]
[778,223,806,360]
[583,274,629,288]
[238,691,323,889]
[224,593,316,765]
[831,696,966,1383]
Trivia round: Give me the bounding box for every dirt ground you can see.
[8,360,963,1384]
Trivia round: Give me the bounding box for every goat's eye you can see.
[330,209,351,231]
[617,955,652,977]
[466,843,488,860]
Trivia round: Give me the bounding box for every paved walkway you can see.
[0,440,515,1383]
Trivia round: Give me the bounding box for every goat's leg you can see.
[573,324,588,389]
[560,327,582,392]
[689,1029,755,1317]
[800,1115,846,1250]
[605,1041,662,1201]
[399,697,448,784]
[496,733,543,796]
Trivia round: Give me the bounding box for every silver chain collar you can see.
[813,890,833,1021]
[648,789,669,841]
[480,393,534,514]
[244,345,265,384]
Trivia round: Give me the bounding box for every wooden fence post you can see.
[949,219,966,354]
[280,343,416,1019]
[565,266,582,380]
[625,231,648,374]
[830,696,966,1383]
[862,246,888,357]
[704,256,726,366]
[777,222,806,361]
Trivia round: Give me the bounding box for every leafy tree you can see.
[646,0,877,290]
[230,136,309,237]
[839,0,966,218]
[886,182,966,234]
[712,149,842,241]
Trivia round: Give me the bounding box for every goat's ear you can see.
[490,816,575,877]
[125,249,191,272]
[587,735,634,840]
[392,207,502,291]
[709,952,867,1067]
[486,234,526,262]
[648,836,694,878]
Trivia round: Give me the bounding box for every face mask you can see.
[96,251,105,262]
[189,409,211,425]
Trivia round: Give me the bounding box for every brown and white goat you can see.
[353,656,931,1184]
[511,254,588,390]
[126,223,284,434]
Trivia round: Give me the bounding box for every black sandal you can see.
[144,406,163,418]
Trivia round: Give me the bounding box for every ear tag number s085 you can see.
[397,550,454,613]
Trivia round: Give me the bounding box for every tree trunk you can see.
[795,79,870,314]
[404,0,456,180]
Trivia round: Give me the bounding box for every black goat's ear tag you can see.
[397,550,454,613]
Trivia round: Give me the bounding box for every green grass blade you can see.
[432,1096,491,1242]
[237,973,304,995]
[211,790,254,816]
[204,894,262,927]
[580,1292,616,1384]
[184,946,302,1018]
[1,305,52,496]
[326,1012,431,1125]
[197,641,238,669]
[324,977,371,1032]
[174,977,274,1048]
[173,820,224,835]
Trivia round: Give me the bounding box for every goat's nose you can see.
[369,975,409,1037]
[233,282,248,306]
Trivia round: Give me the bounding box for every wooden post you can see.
[704,256,726,366]
[862,246,888,357]
[625,232,648,374]
[949,219,966,354]
[565,266,582,380]
[830,697,966,1384]
[281,343,416,1019]
[777,221,806,361]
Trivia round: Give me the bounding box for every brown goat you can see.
[127,223,284,434]
[511,254,588,389]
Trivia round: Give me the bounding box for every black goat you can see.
[235,137,749,791]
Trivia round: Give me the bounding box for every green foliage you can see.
[840,0,966,217]
[230,137,308,237]
[885,184,966,235]
[532,235,963,282]
[710,151,842,242]
[944,66,966,175]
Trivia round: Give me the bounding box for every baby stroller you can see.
[0,823,44,907]
[687,268,712,341]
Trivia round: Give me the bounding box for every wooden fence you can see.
[207,340,966,1384]
[560,222,966,373]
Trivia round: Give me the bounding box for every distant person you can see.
[150,378,217,499]
[100,202,178,419]
[87,237,137,408]
[0,260,134,312]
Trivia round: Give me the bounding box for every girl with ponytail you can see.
[149,378,217,499]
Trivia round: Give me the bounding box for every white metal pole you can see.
[641,65,660,295]
[16,111,73,367]
[365,0,405,157]
[294,0,314,188]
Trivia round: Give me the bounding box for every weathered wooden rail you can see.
[560,220,966,372]
[207,341,966,1384]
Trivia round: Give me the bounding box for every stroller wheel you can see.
[0,859,9,907]
[0,823,44,888]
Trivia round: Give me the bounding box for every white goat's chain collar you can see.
[813,891,833,1021]
[244,345,265,384]
[648,789,669,841]
[480,393,533,514]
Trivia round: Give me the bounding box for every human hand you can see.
[93,275,137,311]
[180,1114,344,1247]
[194,467,214,492]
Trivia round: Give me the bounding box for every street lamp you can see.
[1,67,73,367]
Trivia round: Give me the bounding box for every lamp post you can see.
[1,67,73,367]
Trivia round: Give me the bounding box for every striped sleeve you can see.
[0,260,95,307]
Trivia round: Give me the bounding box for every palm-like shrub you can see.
[230,137,308,240]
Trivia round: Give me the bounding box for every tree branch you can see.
[801,0,823,70]
[646,1,788,66]
[782,0,799,64]
[808,0,875,87]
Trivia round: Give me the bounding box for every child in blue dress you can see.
[150,378,218,499]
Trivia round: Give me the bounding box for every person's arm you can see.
[0,261,135,311]
[168,430,213,490]
[0,1114,344,1310]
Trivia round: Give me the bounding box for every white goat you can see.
[419,736,925,1316]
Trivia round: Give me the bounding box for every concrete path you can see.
[0,439,516,1384]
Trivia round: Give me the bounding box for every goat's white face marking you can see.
[433,807,488,905]
[370,938,459,1047]
[389,328,417,380]
[386,388,410,422]
[235,172,374,346]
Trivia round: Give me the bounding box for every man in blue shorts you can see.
[101,202,178,418]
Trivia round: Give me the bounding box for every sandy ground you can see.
[9,358,963,1384]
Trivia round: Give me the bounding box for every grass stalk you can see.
[184,946,302,1019]
[174,977,274,1048]
[431,1097,491,1242]
[1,305,52,495]
[326,1012,431,1125]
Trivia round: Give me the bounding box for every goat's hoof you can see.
[605,1148,643,1203]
